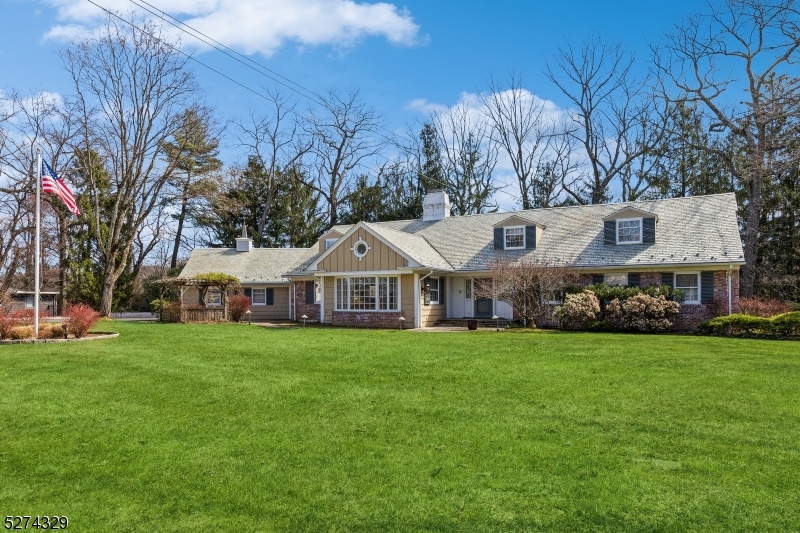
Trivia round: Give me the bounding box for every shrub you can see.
[737,296,791,318]
[0,311,16,340]
[770,311,800,336]
[9,326,34,340]
[577,283,684,303]
[229,294,252,323]
[697,314,772,336]
[64,304,100,339]
[554,291,600,330]
[605,294,681,333]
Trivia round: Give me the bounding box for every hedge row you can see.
[697,312,800,337]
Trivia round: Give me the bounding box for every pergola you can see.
[155,274,240,323]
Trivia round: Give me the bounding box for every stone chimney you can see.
[422,189,451,221]
[236,225,252,252]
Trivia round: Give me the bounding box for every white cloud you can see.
[41,0,423,56]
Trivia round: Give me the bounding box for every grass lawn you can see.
[1,322,799,532]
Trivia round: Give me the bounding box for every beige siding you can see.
[324,276,335,323]
[181,286,291,321]
[317,230,343,256]
[420,276,447,327]
[400,274,415,325]
[320,230,407,273]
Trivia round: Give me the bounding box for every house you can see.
[4,291,59,316]
[179,190,744,330]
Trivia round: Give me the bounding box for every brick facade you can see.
[291,281,321,322]
[331,311,405,329]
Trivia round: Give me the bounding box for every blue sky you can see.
[2,0,706,210]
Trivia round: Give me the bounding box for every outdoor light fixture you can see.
[492,314,499,331]
[398,316,405,330]
[301,314,308,327]
[245,310,252,325]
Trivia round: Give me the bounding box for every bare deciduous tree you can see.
[546,37,666,204]
[474,256,578,327]
[64,14,199,315]
[654,0,800,296]
[430,102,500,215]
[235,90,311,237]
[481,71,574,209]
[306,89,386,228]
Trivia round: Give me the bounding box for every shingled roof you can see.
[325,193,744,271]
[180,247,318,283]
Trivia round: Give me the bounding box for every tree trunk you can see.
[99,272,116,317]
[740,172,762,297]
[171,188,188,269]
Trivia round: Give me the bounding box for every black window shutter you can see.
[244,288,252,299]
[198,289,204,305]
[701,271,714,304]
[661,272,674,288]
[592,274,604,285]
[305,281,315,304]
[604,221,616,245]
[266,288,274,305]
[525,225,536,249]
[440,278,446,303]
[642,217,656,243]
[494,228,504,250]
[628,273,640,287]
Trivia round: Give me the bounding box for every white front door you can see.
[464,278,474,317]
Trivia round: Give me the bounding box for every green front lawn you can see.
[1,323,798,532]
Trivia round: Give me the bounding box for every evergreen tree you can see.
[162,108,222,268]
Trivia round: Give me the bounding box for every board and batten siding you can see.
[320,230,407,273]
[324,276,335,323]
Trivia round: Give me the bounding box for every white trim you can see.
[351,238,371,260]
[320,276,325,323]
[324,238,338,250]
[414,273,421,328]
[251,287,267,306]
[315,269,404,277]
[616,217,643,245]
[604,272,628,287]
[674,271,701,304]
[503,225,526,250]
[307,222,417,271]
[333,275,401,312]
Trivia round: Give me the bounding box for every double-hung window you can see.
[252,288,266,305]
[616,218,643,244]
[335,276,399,311]
[428,277,440,304]
[675,273,700,304]
[604,273,628,287]
[504,226,525,249]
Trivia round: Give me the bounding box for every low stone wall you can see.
[332,311,405,329]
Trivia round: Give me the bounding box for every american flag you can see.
[41,159,80,216]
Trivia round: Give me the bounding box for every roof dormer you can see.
[317,229,343,255]
[493,215,545,251]
[602,207,657,245]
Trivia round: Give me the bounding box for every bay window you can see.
[335,276,399,311]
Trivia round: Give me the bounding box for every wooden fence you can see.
[181,307,226,323]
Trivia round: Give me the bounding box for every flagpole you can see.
[34,146,41,338]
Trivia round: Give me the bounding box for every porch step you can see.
[433,318,516,328]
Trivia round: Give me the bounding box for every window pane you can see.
[505,227,524,248]
[675,274,699,302]
[429,277,439,303]
[349,276,376,310]
[336,278,346,310]
[617,220,641,242]
[465,279,472,299]
[605,273,628,287]
[252,288,266,304]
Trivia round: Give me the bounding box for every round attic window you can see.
[352,239,370,260]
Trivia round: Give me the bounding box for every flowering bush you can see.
[64,304,100,338]
[605,294,680,333]
[229,294,252,322]
[554,291,600,330]
[737,296,791,318]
